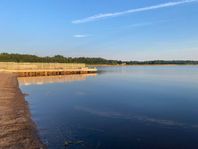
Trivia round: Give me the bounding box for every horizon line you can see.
[0,52,198,62]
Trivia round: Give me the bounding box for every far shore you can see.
[88,64,198,67]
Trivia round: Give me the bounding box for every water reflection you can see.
[75,106,198,128]
[20,66,198,149]
[18,74,97,86]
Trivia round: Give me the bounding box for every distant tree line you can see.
[126,60,198,65]
[0,53,121,64]
[0,53,198,65]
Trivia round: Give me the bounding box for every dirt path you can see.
[0,72,45,149]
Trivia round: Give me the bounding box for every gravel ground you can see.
[0,72,45,149]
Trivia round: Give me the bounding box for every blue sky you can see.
[0,0,198,60]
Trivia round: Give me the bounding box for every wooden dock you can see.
[0,62,97,77]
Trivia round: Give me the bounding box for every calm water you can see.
[20,66,198,149]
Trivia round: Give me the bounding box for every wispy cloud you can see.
[72,0,198,24]
[73,34,90,38]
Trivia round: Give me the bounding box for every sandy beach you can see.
[0,72,45,149]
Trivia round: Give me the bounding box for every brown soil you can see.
[0,72,45,149]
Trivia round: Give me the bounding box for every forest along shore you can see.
[0,72,45,149]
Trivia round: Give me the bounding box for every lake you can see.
[19,66,198,149]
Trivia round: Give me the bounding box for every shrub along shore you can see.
[0,53,198,65]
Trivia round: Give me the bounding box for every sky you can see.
[0,0,198,60]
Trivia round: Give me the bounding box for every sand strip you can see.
[0,72,45,149]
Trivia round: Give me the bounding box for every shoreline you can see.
[88,64,198,67]
[0,72,45,149]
